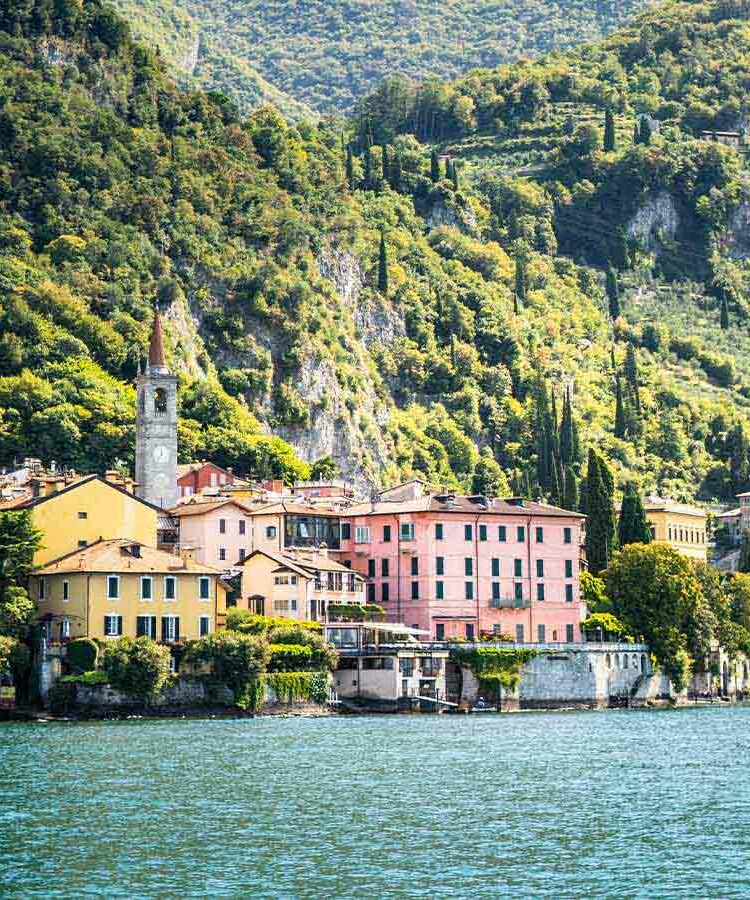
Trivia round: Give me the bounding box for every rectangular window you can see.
[436,581,444,600]
[199,577,210,600]
[517,526,525,542]
[61,618,70,640]
[565,559,573,579]
[514,582,524,603]
[436,623,445,641]
[199,615,211,638]
[464,557,473,576]
[400,523,415,541]
[515,624,524,642]
[536,559,544,578]
[564,527,572,544]
[383,525,391,542]
[466,623,475,641]
[107,576,119,600]
[465,582,474,600]
[479,524,487,542]
[565,584,574,603]
[464,524,472,541]
[411,581,419,600]
[77,511,87,520]
[137,615,156,639]
[164,576,177,601]
[410,557,419,576]
[492,582,500,600]
[368,583,376,604]
[498,525,507,542]
[514,559,522,578]
[219,548,226,561]
[38,577,46,601]
[535,526,544,543]
[161,615,179,642]
[491,558,500,577]
[435,523,444,540]
[239,520,246,535]
[219,518,226,534]
[238,548,246,562]
[566,624,575,642]
[140,576,152,601]
[537,624,546,642]
[62,580,69,602]
[382,583,390,603]
[537,583,545,602]
[341,523,351,540]
[368,559,376,578]
[355,526,371,543]
[266,525,277,540]
[104,614,122,637]
[78,540,87,548]
[436,556,445,576]
[379,558,388,577]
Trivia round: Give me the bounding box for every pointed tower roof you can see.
[147,306,169,374]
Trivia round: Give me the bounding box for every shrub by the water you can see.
[101,637,172,702]
[66,638,98,673]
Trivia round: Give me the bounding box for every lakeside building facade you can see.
[239,548,365,620]
[177,461,237,498]
[334,481,585,642]
[31,539,227,648]
[641,496,708,561]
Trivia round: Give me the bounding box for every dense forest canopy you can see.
[2,0,750,506]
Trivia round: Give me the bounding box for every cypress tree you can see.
[563,465,578,511]
[377,231,388,295]
[514,254,527,311]
[559,388,575,466]
[549,452,561,506]
[639,117,652,146]
[363,145,372,189]
[430,149,440,182]
[720,292,730,330]
[451,160,459,191]
[583,449,617,574]
[618,482,653,546]
[624,344,641,416]
[390,153,402,192]
[381,144,389,183]
[739,530,750,574]
[613,227,629,271]
[606,265,620,319]
[614,376,627,439]
[345,146,354,189]
[633,120,640,144]
[604,108,616,152]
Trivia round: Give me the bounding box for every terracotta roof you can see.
[2,474,162,513]
[344,495,583,519]
[642,497,706,517]
[240,548,363,577]
[243,501,341,517]
[148,307,166,369]
[34,538,223,576]
[168,499,252,517]
[716,508,741,519]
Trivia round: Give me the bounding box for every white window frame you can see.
[199,614,211,638]
[218,547,227,561]
[38,577,46,601]
[266,525,277,539]
[107,575,119,601]
[138,615,157,639]
[140,575,153,602]
[162,615,178,641]
[199,576,211,602]
[61,618,70,639]
[62,580,69,603]
[104,614,121,637]
[400,522,415,540]
[164,575,177,602]
[355,526,371,544]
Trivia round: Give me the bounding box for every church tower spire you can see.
[135,306,179,510]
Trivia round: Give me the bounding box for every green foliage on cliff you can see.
[108,0,649,115]
[451,646,540,690]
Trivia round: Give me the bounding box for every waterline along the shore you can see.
[2,706,750,898]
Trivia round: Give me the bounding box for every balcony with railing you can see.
[489,596,531,610]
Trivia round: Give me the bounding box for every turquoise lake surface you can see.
[2,707,750,898]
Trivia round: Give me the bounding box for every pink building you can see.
[170,499,253,574]
[336,482,585,643]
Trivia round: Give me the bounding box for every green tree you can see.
[563,464,578,511]
[738,530,750,574]
[606,543,706,691]
[618,482,653,546]
[633,120,640,144]
[471,448,509,497]
[0,511,42,638]
[451,160,459,191]
[639,117,652,146]
[583,449,617,574]
[514,252,527,313]
[377,231,389,295]
[614,376,627,439]
[390,153,402,191]
[381,143,389,183]
[430,149,440,182]
[186,631,270,708]
[345,145,354,188]
[603,107,616,152]
[102,637,172,702]
[605,265,620,319]
[720,293,730,330]
[309,455,339,480]
[624,344,641,417]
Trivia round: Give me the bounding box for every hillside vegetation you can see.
[2,0,750,507]
[108,0,649,115]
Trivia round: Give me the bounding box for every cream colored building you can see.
[31,539,227,646]
[239,548,364,621]
[642,497,708,561]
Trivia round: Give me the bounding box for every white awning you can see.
[360,622,431,636]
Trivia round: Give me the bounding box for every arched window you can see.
[154,388,167,414]
[623,654,629,669]
[632,654,638,669]
[606,653,611,669]
[641,654,647,673]
[614,654,620,668]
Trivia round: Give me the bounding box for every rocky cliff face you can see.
[627,192,679,249]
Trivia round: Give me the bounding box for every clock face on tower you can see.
[153,445,169,463]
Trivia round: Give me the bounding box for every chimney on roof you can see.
[318,542,329,559]
[179,546,196,562]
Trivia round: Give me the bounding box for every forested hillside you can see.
[108,0,649,115]
[2,0,750,506]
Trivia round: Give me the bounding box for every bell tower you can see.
[135,307,179,510]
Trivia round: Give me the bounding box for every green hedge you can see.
[66,638,98,673]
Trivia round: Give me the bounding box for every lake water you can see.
[2,707,750,898]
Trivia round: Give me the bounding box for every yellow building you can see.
[642,497,708,561]
[3,474,159,566]
[240,548,365,621]
[31,539,227,646]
